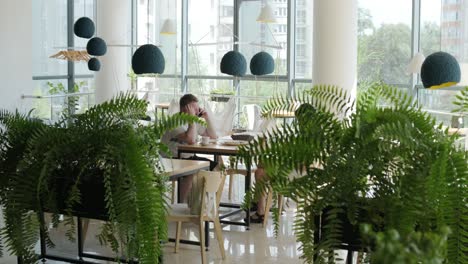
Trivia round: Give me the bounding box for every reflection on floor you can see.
[0,174,306,264]
[1,209,302,264]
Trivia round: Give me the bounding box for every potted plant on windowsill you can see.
[209,88,235,102]
[238,83,467,263]
[0,94,201,263]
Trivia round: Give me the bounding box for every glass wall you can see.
[136,0,182,107]
[188,0,234,77]
[32,0,95,120]
[239,0,288,76]
[357,0,413,86]
[418,0,468,130]
[295,0,313,79]
[31,0,468,121]
[32,0,68,77]
[421,0,468,86]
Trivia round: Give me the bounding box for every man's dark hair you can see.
[179,94,198,110]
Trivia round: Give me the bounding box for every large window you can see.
[136,0,182,106]
[32,0,468,122]
[421,0,468,86]
[188,0,233,77]
[357,0,412,86]
[32,0,95,120]
[295,0,312,79]
[239,0,287,76]
[32,0,68,77]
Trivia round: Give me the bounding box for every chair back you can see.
[197,171,226,218]
[204,98,236,136]
[167,99,179,116]
[242,104,261,131]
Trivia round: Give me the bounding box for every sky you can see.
[359,0,441,27]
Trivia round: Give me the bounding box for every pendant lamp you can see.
[132,0,166,75]
[132,44,165,74]
[406,52,425,75]
[74,17,95,39]
[160,19,177,35]
[420,51,461,89]
[86,37,107,56]
[220,51,247,77]
[257,4,276,23]
[250,51,275,75]
[88,58,101,71]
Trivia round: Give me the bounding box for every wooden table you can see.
[271,110,295,118]
[177,142,253,229]
[156,102,170,109]
[447,127,468,136]
[162,158,210,181]
[271,110,295,127]
[155,102,171,120]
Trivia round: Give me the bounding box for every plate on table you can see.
[221,140,249,146]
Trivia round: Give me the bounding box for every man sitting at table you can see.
[161,94,218,202]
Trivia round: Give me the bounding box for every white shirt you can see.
[161,123,207,158]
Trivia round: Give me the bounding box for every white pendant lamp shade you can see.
[160,19,177,35]
[257,4,276,23]
[406,52,425,74]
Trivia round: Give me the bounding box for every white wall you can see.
[313,0,357,100]
[0,1,32,262]
[0,0,33,113]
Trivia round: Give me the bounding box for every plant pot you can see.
[210,95,232,102]
[314,201,384,251]
[47,170,108,220]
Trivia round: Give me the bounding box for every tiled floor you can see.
[1,208,302,264]
[0,175,305,264]
[0,175,350,263]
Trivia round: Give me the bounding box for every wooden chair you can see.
[167,170,226,264]
[224,159,256,201]
[226,166,252,200]
[262,188,283,227]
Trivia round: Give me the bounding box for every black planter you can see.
[45,171,108,220]
[313,202,383,251]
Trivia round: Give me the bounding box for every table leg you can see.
[177,178,182,203]
[77,217,84,261]
[39,212,46,261]
[245,165,251,230]
[205,221,209,251]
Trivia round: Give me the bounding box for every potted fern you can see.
[209,88,235,102]
[238,83,467,263]
[0,94,201,263]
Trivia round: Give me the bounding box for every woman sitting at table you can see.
[249,103,317,223]
[161,94,218,202]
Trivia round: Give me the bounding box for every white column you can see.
[312,0,357,100]
[95,0,132,104]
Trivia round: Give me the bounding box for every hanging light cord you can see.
[147,0,151,43]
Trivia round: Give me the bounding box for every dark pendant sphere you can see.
[131,44,166,74]
[88,58,101,71]
[74,17,95,39]
[220,51,247,77]
[421,51,461,89]
[86,37,107,56]
[250,51,275,76]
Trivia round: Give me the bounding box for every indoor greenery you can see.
[210,88,235,102]
[47,80,84,117]
[0,94,201,263]
[238,83,467,263]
